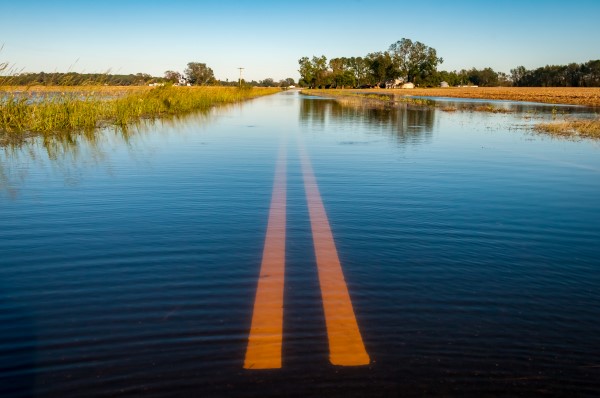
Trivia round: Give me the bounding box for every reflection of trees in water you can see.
[0,108,219,198]
[299,98,434,144]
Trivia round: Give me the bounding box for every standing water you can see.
[1,91,599,397]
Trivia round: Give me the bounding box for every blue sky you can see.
[1,0,599,82]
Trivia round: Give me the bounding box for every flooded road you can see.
[1,91,600,397]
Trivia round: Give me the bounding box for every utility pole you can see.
[237,67,244,87]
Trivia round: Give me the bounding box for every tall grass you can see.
[0,85,280,136]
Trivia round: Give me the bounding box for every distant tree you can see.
[347,56,369,87]
[582,60,600,86]
[466,67,498,86]
[388,38,443,84]
[164,70,182,83]
[258,78,277,87]
[311,55,329,88]
[497,71,511,86]
[510,66,528,86]
[366,51,397,86]
[278,77,296,87]
[184,62,215,85]
[134,73,153,85]
[327,57,351,88]
[298,55,328,88]
[298,56,314,87]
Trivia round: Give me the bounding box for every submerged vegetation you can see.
[0,85,280,139]
[534,118,600,139]
[303,88,600,140]
[304,89,434,109]
[304,87,600,107]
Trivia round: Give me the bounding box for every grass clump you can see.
[472,105,513,113]
[534,118,600,139]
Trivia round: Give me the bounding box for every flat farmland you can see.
[369,86,600,107]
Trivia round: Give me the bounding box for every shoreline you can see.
[304,87,600,108]
[0,86,280,145]
[302,88,600,139]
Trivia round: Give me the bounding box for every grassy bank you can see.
[0,85,280,136]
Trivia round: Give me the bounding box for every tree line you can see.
[1,61,297,88]
[510,60,600,87]
[2,72,160,86]
[3,52,599,88]
[298,38,600,88]
[298,38,443,88]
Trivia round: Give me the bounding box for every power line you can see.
[238,67,244,87]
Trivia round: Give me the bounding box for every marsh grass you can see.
[303,89,434,109]
[0,85,280,137]
[472,105,513,113]
[534,118,600,139]
[303,88,600,140]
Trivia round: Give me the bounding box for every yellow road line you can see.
[298,141,370,366]
[244,144,287,370]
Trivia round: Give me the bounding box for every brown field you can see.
[362,87,600,107]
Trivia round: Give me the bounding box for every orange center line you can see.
[244,143,287,370]
[298,141,370,367]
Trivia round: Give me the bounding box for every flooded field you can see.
[1,91,599,397]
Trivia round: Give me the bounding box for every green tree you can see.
[467,67,498,86]
[329,57,355,88]
[298,56,315,87]
[298,55,328,88]
[366,52,397,86]
[347,57,369,87]
[388,38,443,84]
[184,62,215,86]
[510,66,528,86]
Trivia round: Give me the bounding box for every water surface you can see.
[1,91,599,397]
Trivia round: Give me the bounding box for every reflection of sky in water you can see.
[2,93,599,198]
[1,91,600,396]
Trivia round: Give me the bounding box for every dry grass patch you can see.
[534,118,600,139]
[472,105,513,113]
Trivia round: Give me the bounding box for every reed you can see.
[0,86,280,136]
[534,118,600,139]
[303,89,434,108]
